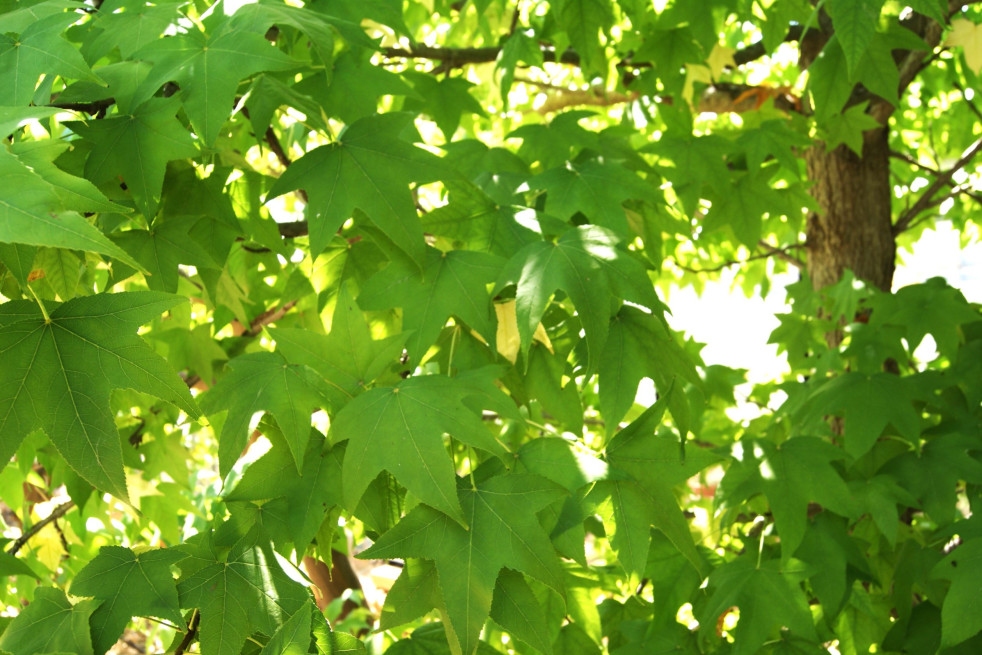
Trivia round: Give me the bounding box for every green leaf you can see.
[554,0,612,73]
[495,225,657,371]
[177,530,310,655]
[83,0,187,59]
[933,538,982,646]
[380,559,443,630]
[133,23,297,145]
[266,112,441,262]
[198,351,335,477]
[799,372,920,458]
[270,286,408,407]
[0,14,102,105]
[0,106,60,137]
[67,97,199,219]
[490,569,554,655]
[225,427,343,553]
[359,247,502,363]
[360,473,567,655]
[822,102,882,156]
[0,292,198,500]
[824,0,882,78]
[759,438,859,558]
[698,557,817,655]
[703,170,785,247]
[331,375,510,523]
[421,182,539,257]
[112,215,220,292]
[259,603,314,655]
[71,546,185,654]
[529,159,660,237]
[0,587,98,655]
[403,73,487,141]
[599,305,698,436]
[0,144,142,270]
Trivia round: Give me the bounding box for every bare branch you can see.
[6,500,75,556]
[894,136,982,234]
[673,241,805,274]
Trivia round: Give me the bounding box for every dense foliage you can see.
[1,0,982,653]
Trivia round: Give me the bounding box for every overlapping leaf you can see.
[177,530,309,655]
[495,225,659,371]
[68,97,199,219]
[133,23,297,144]
[71,546,185,654]
[359,246,503,363]
[331,375,510,523]
[198,351,335,477]
[266,112,443,261]
[360,474,567,655]
[0,587,98,655]
[0,292,198,500]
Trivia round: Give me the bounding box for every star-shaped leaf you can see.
[0,13,102,105]
[331,375,510,524]
[698,556,817,655]
[422,182,539,256]
[266,112,442,262]
[599,305,698,436]
[758,438,859,558]
[359,246,503,363]
[592,400,708,581]
[177,530,310,655]
[112,215,221,292]
[495,225,660,372]
[798,372,921,458]
[402,72,487,140]
[824,0,881,77]
[71,546,185,654]
[360,473,567,655]
[0,587,98,655]
[269,284,409,407]
[133,25,297,144]
[529,159,660,237]
[0,292,199,500]
[0,142,142,270]
[68,97,199,219]
[198,350,335,477]
[225,426,343,553]
[83,0,188,59]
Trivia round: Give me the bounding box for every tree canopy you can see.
[1,0,982,654]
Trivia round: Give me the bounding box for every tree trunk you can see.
[805,127,896,292]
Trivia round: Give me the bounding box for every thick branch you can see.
[894,136,982,234]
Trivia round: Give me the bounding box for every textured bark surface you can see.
[805,127,896,292]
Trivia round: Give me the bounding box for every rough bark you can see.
[805,127,896,293]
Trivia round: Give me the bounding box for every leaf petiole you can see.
[26,284,51,323]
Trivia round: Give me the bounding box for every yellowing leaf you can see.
[494,301,552,364]
[706,43,736,79]
[947,18,982,74]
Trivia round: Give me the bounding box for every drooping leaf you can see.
[198,350,335,477]
[932,538,982,647]
[0,143,142,270]
[0,292,198,500]
[360,473,567,655]
[331,375,510,523]
[71,546,185,654]
[259,603,314,655]
[824,0,882,78]
[490,569,554,655]
[112,215,221,292]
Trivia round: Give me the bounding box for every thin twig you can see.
[673,241,805,274]
[6,500,75,555]
[953,81,982,123]
[894,136,982,234]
